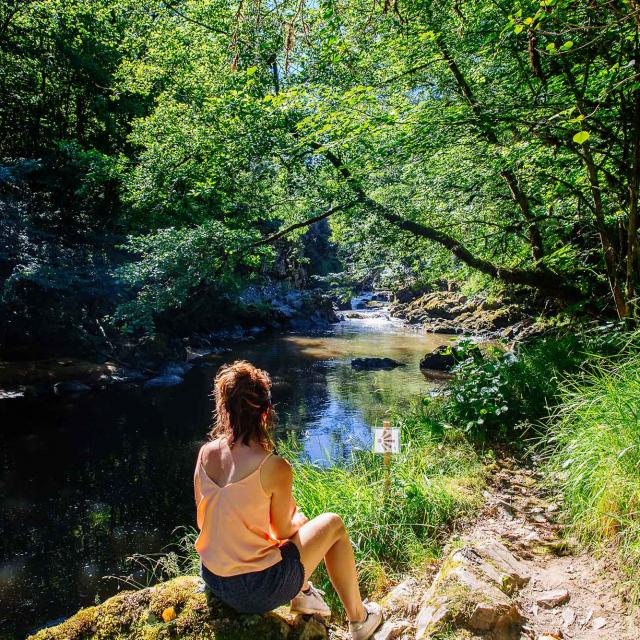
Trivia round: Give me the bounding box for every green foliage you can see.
[0,0,147,155]
[541,346,640,599]
[443,325,631,440]
[3,0,640,344]
[113,221,268,335]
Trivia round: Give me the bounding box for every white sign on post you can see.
[373,427,401,454]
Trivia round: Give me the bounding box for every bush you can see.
[444,325,630,441]
[541,350,640,599]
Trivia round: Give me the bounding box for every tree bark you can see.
[582,145,629,319]
[627,70,640,317]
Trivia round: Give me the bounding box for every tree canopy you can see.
[1,0,639,330]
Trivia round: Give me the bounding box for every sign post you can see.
[373,419,400,498]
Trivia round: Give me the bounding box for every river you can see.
[0,305,453,638]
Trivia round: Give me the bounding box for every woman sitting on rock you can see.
[194,360,383,640]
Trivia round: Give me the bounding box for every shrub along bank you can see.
[428,324,640,600]
[436,324,632,441]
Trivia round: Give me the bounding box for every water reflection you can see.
[0,315,453,638]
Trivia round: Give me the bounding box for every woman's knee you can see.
[323,512,346,536]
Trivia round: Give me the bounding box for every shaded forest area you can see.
[1,0,639,358]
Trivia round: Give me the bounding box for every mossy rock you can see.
[415,540,529,640]
[28,576,327,640]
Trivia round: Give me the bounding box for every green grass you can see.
[541,349,640,599]
[283,411,485,612]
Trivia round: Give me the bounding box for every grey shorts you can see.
[200,542,305,614]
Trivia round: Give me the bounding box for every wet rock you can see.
[0,389,25,399]
[351,357,405,370]
[23,383,54,398]
[248,326,266,335]
[53,381,91,397]
[333,296,353,311]
[160,362,193,377]
[535,589,570,609]
[392,284,432,304]
[143,374,183,389]
[419,345,456,371]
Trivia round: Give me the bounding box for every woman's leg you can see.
[290,512,365,622]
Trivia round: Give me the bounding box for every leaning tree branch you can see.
[251,202,356,246]
[263,142,585,303]
[435,36,546,263]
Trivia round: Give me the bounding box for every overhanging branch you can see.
[251,202,355,247]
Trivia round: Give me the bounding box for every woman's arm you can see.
[264,456,308,540]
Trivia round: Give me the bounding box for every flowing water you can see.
[0,305,453,638]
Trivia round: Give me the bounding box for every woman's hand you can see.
[291,509,309,531]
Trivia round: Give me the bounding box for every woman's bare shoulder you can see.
[262,453,292,489]
[200,439,223,464]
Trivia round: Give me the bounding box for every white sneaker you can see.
[349,601,383,640]
[290,582,331,617]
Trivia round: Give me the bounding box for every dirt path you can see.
[330,461,640,640]
[478,461,638,639]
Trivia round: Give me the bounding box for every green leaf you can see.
[573,131,590,144]
[560,40,574,51]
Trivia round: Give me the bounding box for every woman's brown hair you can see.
[209,360,276,449]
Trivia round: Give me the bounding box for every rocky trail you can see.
[330,461,639,640]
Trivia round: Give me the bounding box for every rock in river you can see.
[143,374,184,389]
[419,345,457,371]
[351,357,405,370]
[53,381,91,397]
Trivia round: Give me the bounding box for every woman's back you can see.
[194,438,282,576]
[200,438,269,487]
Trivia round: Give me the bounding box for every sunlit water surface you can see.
[0,309,453,638]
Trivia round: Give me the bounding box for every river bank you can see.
[29,459,640,640]
[7,311,639,639]
[387,286,543,341]
[0,285,339,400]
[1,307,458,639]
[1,280,551,400]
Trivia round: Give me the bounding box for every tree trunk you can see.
[582,146,629,318]
[436,37,545,264]
[627,71,640,318]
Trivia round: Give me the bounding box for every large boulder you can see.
[28,576,327,640]
[143,374,184,389]
[419,345,457,371]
